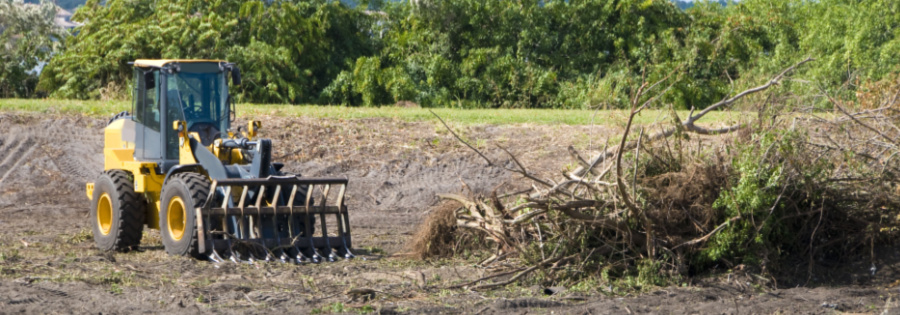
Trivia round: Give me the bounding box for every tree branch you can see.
[572,57,814,177]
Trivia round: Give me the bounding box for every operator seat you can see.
[168,88,220,146]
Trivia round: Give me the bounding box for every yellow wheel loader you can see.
[86,59,353,263]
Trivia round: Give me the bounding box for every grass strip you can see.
[0,98,744,126]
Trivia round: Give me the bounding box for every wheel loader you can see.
[85,59,352,263]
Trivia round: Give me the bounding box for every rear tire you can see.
[90,170,145,251]
[160,173,209,258]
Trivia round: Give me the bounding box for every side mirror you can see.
[231,67,242,86]
[144,71,155,89]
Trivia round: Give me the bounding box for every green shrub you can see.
[700,129,835,269]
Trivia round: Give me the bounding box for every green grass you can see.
[0,98,744,126]
[0,99,131,116]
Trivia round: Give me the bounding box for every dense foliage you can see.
[0,0,66,98]
[18,0,900,108]
[37,0,374,102]
[324,0,688,108]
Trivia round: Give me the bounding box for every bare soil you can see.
[0,111,898,314]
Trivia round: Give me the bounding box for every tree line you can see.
[4,0,900,109]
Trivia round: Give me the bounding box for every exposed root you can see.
[407,201,467,259]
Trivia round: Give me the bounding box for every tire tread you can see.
[162,172,209,257]
[95,169,145,251]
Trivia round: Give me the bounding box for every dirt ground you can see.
[0,110,899,314]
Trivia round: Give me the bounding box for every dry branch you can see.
[671,215,740,250]
[571,57,815,178]
[458,254,576,290]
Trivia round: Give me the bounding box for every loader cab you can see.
[130,60,240,173]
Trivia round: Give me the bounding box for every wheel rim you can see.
[97,193,113,235]
[167,197,187,241]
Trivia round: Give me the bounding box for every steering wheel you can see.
[182,105,196,119]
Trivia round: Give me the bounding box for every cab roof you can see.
[132,59,226,68]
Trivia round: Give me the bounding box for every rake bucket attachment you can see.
[195,176,352,263]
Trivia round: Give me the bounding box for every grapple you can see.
[196,176,352,263]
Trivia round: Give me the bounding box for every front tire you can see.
[90,170,145,251]
[160,173,209,257]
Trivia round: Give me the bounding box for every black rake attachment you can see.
[195,176,354,264]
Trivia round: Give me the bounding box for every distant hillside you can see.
[24,0,86,11]
[672,0,732,9]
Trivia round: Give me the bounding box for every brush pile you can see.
[422,58,900,289]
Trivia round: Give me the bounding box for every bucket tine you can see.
[237,185,249,239]
[283,184,299,264]
[282,234,310,264]
[208,250,221,263]
[246,245,260,263]
[251,185,266,240]
[224,238,239,263]
[219,206,236,264]
[247,238,270,262]
[227,237,257,264]
[317,184,336,262]
[209,247,225,264]
[199,181,219,256]
[334,184,354,259]
[249,183,268,262]
[230,242,248,264]
[211,185,231,263]
[222,240,237,263]
[219,234,241,263]
[260,241,273,262]
[269,184,287,263]
[284,184,309,264]
[237,251,253,264]
[303,187,322,263]
[292,244,310,264]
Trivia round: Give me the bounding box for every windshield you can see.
[167,72,228,130]
[166,67,229,133]
[161,63,231,158]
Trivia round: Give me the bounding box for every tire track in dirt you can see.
[0,136,37,187]
[368,154,509,212]
[1,280,75,308]
[0,137,23,173]
[0,118,103,208]
[29,119,104,183]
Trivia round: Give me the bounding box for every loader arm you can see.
[170,121,355,263]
